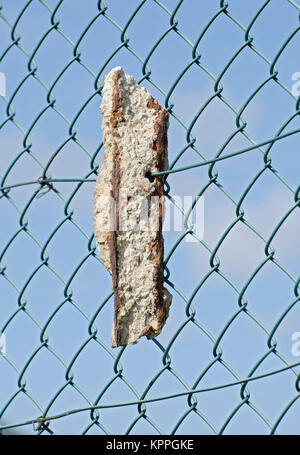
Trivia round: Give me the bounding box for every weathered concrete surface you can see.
[93,66,172,347]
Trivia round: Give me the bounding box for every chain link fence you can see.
[0,0,300,434]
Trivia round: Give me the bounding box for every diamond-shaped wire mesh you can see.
[0,0,300,435]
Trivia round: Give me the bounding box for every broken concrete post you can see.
[93,66,172,348]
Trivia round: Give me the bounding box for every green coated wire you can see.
[0,359,299,432]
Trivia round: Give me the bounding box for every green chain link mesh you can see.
[0,0,300,435]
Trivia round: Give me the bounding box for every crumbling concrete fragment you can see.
[93,66,172,348]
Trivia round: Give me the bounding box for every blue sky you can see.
[0,0,300,434]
